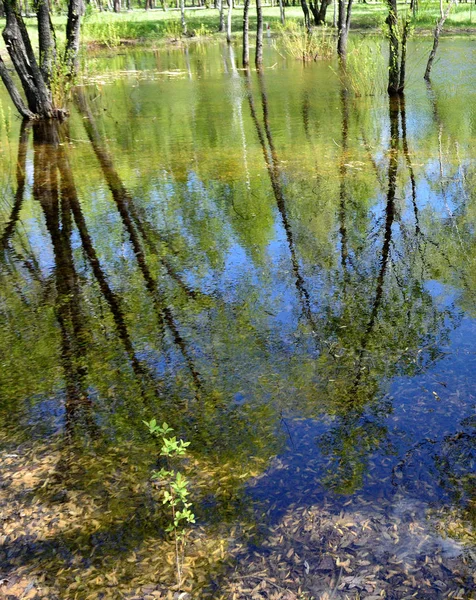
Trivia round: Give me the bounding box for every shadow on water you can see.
[0,43,475,598]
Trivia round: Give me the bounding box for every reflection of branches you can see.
[1,122,29,250]
[33,122,96,436]
[75,91,202,391]
[353,97,398,388]
[55,133,153,385]
[246,70,321,348]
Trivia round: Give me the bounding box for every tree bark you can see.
[424,0,456,81]
[385,0,399,93]
[218,0,225,31]
[2,0,54,116]
[65,0,85,76]
[0,55,36,118]
[243,0,250,66]
[300,0,311,30]
[399,0,413,92]
[180,0,187,34]
[35,0,56,84]
[226,0,232,42]
[255,0,263,67]
[278,0,285,23]
[337,0,353,59]
[310,0,331,24]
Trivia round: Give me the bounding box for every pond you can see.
[0,36,475,599]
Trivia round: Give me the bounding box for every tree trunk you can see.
[0,56,36,119]
[65,0,85,76]
[424,0,456,81]
[243,0,250,66]
[255,0,263,67]
[300,0,311,29]
[399,1,413,92]
[278,0,285,23]
[385,0,399,93]
[337,0,353,59]
[226,0,232,42]
[180,0,187,33]
[35,0,56,85]
[2,0,55,117]
[218,0,225,31]
[316,0,332,23]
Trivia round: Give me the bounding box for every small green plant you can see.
[192,22,213,37]
[164,18,183,40]
[145,419,195,589]
[50,43,78,108]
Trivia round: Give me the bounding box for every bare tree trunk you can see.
[385,0,399,93]
[0,56,35,118]
[424,0,456,80]
[310,0,331,23]
[35,0,56,84]
[333,0,337,26]
[65,0,85,76]
[180,0,187,34]
[218,0,225,30]
[337,0,353,59]
[2,0,55,117]
[226,0,232,42]
[278,0,285,23]
[255,0,263,67]
[243,0,250,66]
[300,0,311,29]
[399,0,413,92]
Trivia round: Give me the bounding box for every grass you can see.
[276,20,334,61]
[0,2,474,49]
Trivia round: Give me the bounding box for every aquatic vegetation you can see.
[276,21,334,62]
[334,38,387,97]
[145,419,196,590]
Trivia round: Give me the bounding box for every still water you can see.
[0,37,475,599]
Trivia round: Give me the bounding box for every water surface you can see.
[0,37,475,599]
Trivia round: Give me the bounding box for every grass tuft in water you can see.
[276,21,335,62]
[336,38,387,97]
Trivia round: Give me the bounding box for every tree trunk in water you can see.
[0,56,36,118]
[35,0,56,84]
[65,0,85,76]
[180,0,187,34]
[255,0,263,67]
[243,0,250,66]
[226,0,232,42]
[278,0,285,23]
[2,0,55,117]
[337,0,353,59]
[385,0,399,94]
[399,1,413,92]
[424,0,455,81]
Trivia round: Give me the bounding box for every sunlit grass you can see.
[0,1,473,48]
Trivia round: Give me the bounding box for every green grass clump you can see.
[276,20,335,61]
